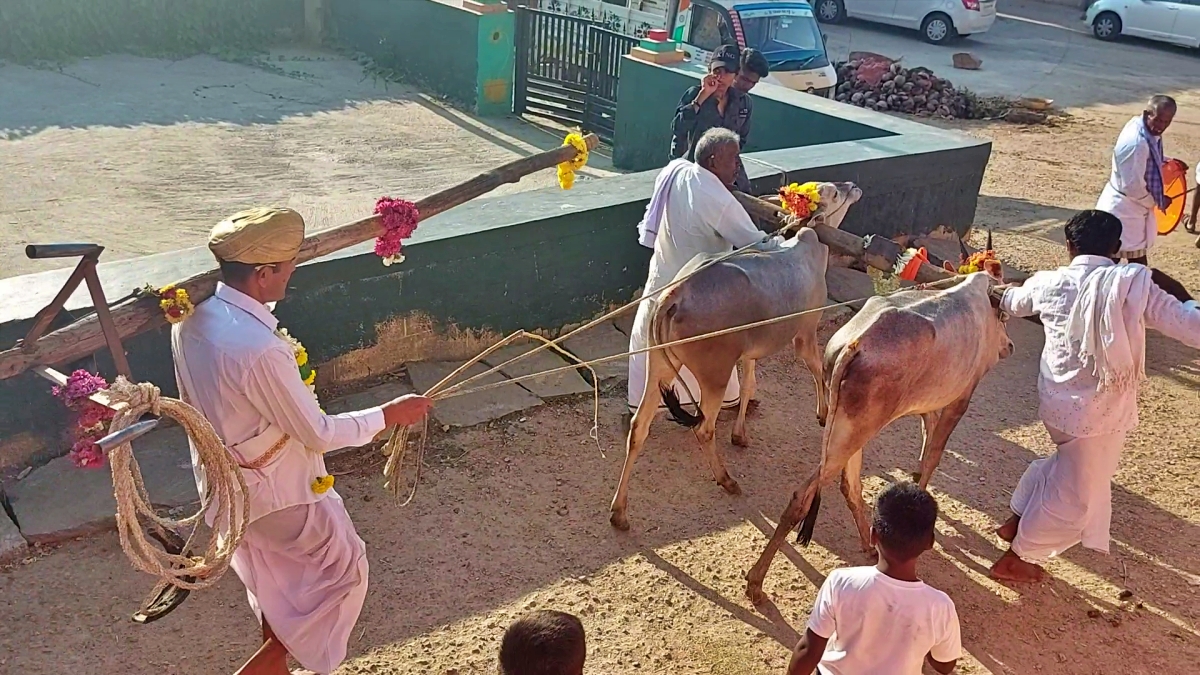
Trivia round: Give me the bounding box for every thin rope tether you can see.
[103,378,250,606]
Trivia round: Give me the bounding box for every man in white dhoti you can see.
[627,127,766,423]
[1095,95,1186,265]
[174,207,432,674]
[989,209,1200,583]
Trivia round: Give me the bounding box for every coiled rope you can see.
[103,378,250,603]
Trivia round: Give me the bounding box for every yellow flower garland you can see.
[311,475,335,494]
[778,182,822,219]
[147,284,195,324]
[557,132,589,190]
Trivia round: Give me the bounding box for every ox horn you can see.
[958,235,970,263]
[987,226,994,252]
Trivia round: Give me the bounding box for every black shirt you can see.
[670,85,753,192]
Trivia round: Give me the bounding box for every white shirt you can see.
[641,162,764,298]
[174,283,386,520]
[1002,256,1200,438]
[808,566,962,675]
[1096,116,1161,253]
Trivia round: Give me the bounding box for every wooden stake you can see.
[0,135,600,381]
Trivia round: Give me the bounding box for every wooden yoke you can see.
[731,191,1020,311]
[22,243,134,389]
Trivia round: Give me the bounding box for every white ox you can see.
[609,182,863,532]
[744,271,1013,604]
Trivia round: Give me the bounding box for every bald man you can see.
[174,208,432,674]
[1096,95,1187,265]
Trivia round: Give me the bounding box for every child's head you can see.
[499,610,586,675]
[871,482,938,562]
[1064,209,1123,259]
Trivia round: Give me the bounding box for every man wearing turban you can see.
[172,207,432,674]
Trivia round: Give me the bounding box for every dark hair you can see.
[873,482,937,561]
[1064,209,1122,257]
[741,48,770,78]
[218,259,259,284]
[499,611,586,675]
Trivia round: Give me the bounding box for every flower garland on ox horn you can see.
[778,182,822,220]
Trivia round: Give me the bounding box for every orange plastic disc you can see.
[1156,160,1188,236]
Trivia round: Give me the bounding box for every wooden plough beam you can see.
[1,135,600,382]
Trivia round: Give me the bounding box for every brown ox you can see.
[609,182,863,532]
[744,272,1013,604]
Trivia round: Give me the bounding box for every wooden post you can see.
[0,135,600,381]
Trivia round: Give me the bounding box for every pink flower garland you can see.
[373,197,420,266]
[52,369,113,468]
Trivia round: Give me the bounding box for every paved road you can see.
[820,0,1199,109]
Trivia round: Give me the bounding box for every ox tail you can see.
[651,297,703,429]
[796,491,822,546]
[797,338,861,544]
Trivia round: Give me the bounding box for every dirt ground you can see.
[3,108,1200,674]
[4,23,1200,675]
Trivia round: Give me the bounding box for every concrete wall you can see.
[0,126,989,464]
[330,0,514,116]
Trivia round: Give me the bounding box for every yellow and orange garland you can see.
[557,132,590,190]
[147,284,195,324]
[778,182,822,220]
[958,250,1003,279]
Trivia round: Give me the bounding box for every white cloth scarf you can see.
[637,158,692,249]
[1065,263,1152,393]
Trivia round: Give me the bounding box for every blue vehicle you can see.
[674,0,837,97]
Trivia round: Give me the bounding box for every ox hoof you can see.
[731,433,749,448]
[718,477,741,495]
[910,471,923,484]
[817,416,827,428]
[609,511,631,531]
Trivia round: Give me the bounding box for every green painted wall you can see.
[475,11,516,116]
[613,57,895,172]
[331,0,514,117]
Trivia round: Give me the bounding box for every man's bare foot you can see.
[996,514,1020,543]
[989,549,1045,583]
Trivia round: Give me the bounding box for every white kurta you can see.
[1000,258,1200,562]
[173,283,387,674]
[627,162,765,412]
[1096,116,1161,258]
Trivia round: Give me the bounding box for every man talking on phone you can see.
[669,44,753,192]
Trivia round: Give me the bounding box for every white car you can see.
[1087,0,1200,48]
[813,0,997,45]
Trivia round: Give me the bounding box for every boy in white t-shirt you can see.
[788,483,962,675]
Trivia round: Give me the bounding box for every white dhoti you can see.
[1010,425,1125,564]
[230,490,368,674]
[626,296,739,413]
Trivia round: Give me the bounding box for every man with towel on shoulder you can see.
[1096,95,1187,265]
[173,207,432,674]
[989,209,1200,583]
[626,127,766,427]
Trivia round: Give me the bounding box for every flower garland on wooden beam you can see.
[374,197,419,266]
[52,369,114,468]
[557,132,590,190]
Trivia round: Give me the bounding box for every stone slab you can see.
[481,344,593,399]
[826,266,879,311]
[0,486,26,562]
[324,380,415,415]
[562,321,629,383]
[612,312,635,337]
[408,361,542,428]
[8,425,198,545]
